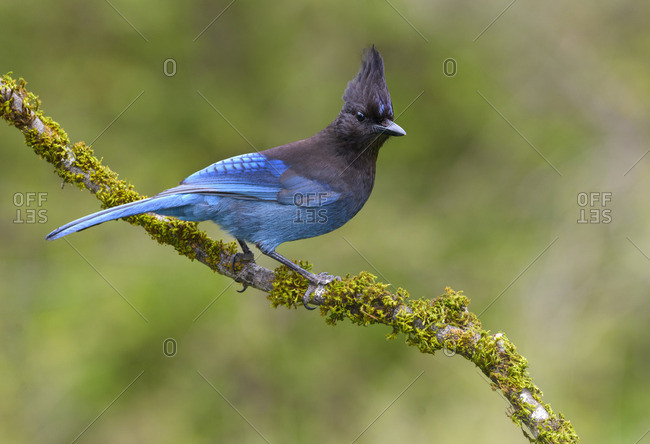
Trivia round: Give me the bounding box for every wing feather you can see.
[160,153,340,206]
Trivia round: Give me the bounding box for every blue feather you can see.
[46,46,405,293]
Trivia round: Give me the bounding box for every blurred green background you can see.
[1,1,649,442]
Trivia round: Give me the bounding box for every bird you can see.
[46,46,405,307]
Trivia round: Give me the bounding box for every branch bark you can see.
[1,74,579,443]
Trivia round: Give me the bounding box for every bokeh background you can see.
[1,1,649,442]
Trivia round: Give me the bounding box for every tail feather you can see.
[46,194,192,240]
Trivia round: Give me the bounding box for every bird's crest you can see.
[342,46,394,120]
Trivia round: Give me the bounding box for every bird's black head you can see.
[335,46,405,148]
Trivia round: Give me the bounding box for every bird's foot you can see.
[231,251,254,271]
[303,272,341,310]
[231,251,255,293]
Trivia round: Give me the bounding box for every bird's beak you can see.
[375,120,406,137]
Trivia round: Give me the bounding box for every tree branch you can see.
[1,74,579,443]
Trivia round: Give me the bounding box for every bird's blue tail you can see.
[46,193,198,241]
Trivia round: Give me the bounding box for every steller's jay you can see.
[46,46,405,306]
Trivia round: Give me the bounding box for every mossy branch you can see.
[1,74,579,443]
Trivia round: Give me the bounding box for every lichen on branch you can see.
[1,74,579,443]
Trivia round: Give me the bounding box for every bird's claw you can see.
[303,273,340,310]
[231,251,254,272]
[236,283,249,293]
[231,251,255,293]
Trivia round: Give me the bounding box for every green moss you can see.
[269,260,312,308]
[1,75,45,131]
[270,276,579,440]
[2,73,232,271]
[2,73,579,443]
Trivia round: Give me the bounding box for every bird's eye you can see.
[356,111,366,122]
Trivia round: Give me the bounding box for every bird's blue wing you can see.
[162,153,340,206]
[174,153,287,201]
